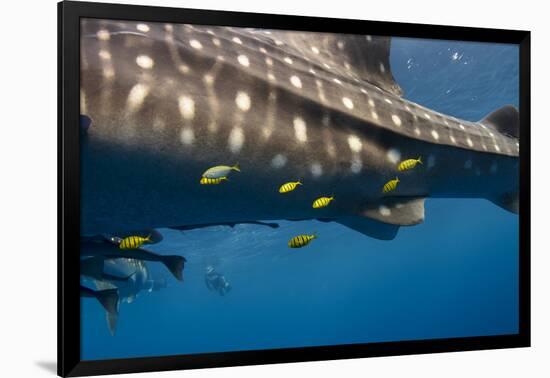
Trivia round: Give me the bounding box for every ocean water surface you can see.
[81,36,519,360]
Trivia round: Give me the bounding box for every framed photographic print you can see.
[58,0,530,376]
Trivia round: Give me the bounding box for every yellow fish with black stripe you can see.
[288,234,317,248]
[312,196,334,209]
[118,234,152,250]
[398,157,422,172]
[200,177,228,185]
[382,177,400,193]
[279,180,302,193]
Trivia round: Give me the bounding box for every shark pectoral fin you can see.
[480,105,519,138]
[490,193,519,214]
[362,197,426,226]
[336,216,400,240]
[161,255,186,281]
[96,288,119,316]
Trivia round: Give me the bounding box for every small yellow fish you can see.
[288,234,317,248]
[398,157,422,172]
[202,164,240,179]
[119,235,152,250]
[200,177,228,185]
[312,196,334,209]
[382,177,400,193]
[279,181,302,193]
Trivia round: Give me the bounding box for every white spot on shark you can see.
[379,205,391,216]
[228,127,245,153]
[342,97,354,109]
[347,135,362,152]
[235,91,251,112]
[384,98,392,104]
[431,130,439,140]
[102,67,115,79]
[414,128,421,136]
[203,74,214,85]
[99,50,111,60]
[387,149,401,164]
[180,128,195,146]
[368,99,375,107]
[333,78,342,85]
[310,162,323,177]
[237,54,250,67]
[290,75,302,89]
[284,57,293,65]
[127,83,149,112]
[232,37,242,45]
[189,39,203,49]
[267,73,276,82]
[466,138,474,147]
[391,115,402,127]
[293,117,308,143]
[379,63,386,73]
[450,135,457,144]
[178,96,195,120]
[494,144,501,152]
[96,29,110,40]
[136,23,150,32]
[212,38,221,47]
[350,157,362,173]
[371,111,379,120]
[136,55,154,69]
[424,113,432,120]
[271,154,287,169]
[178,64,190,74]
[265,57,273,66]
[311,46,320,54]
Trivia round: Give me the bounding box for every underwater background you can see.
[81,36,519,360]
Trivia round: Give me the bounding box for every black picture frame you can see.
[58,1,531,376]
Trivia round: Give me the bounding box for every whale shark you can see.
[79,19,519,240]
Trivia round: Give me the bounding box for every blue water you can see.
[81,38,519,360]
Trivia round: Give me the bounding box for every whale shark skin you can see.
[79,19,519,240]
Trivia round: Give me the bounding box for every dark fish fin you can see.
[361,197,426,226]
[490,193,519,214]
[161,255,187,281]
[106,311,118,336]
[336,216,400,240]
[480,105,519,139]
[95,288,119,316]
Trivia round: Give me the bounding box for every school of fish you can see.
[201,157,423,248]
